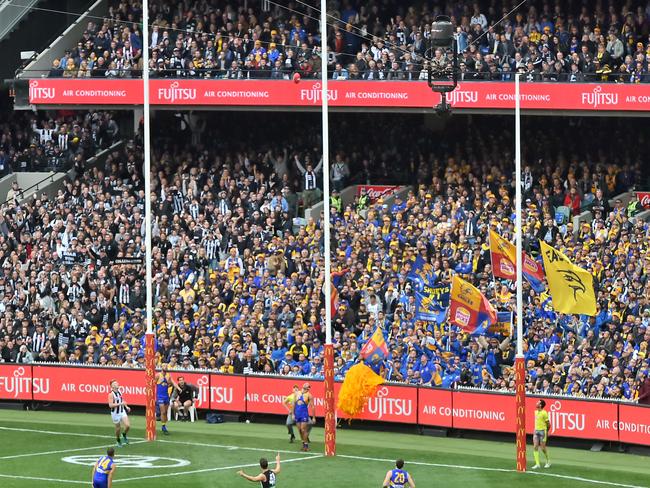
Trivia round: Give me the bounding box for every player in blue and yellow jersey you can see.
[92,448,116,488]
[156,364,179,435]
[382,459,415,488]
[532,399,551,469]
[293,382,314,452]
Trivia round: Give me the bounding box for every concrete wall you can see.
[19,0,106,78]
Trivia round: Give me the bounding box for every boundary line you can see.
[339,454,648,488]
[115,455,323,483]
[0,441,147,460]
[0,473,86,485]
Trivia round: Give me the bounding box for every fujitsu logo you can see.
[548,401,585,433]
[447,88,478,104]
[300,82,338,104]
[158,81,196,102]
[194,375,233,405]
[29,80,55,100]
[365,387,412,420]
[0,366,49,397]
[581,85,618,109]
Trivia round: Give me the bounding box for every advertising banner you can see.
[417,388,453,427]
[526,396,619,442]
[27,79,650,112]
[356,185,402,202]
[204,373,247,412]
[0,364,35,400]
[337,384,418,424]
[245,376,326,416]
[635,192,650,209]
[451,390,515,432]
[2,365,648,446]
[617,404,650,446]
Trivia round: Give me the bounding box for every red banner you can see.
[205,373,246,412]
[27,79,650,112]
[617,404,650,445]
[339,384,417,423]
[636,192,650,209]
[245,376,325,416]
[526,397,618,442]
[2,365,649,446]
[452,390,516,432]
[357,185,402,202]
[417,388,453,427]
[0,364,35,400]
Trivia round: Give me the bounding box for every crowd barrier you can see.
[26,79,650,112]
[1,364,648,446]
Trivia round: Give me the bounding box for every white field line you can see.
[339,454,648,488]
[115,455,323,483]
[0,440,147,460]
[155,438,320,456]
[0,473,86,484]
[0,425,317,456]
[1,425,646,488]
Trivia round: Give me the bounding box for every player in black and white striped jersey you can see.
[108,380,131,447]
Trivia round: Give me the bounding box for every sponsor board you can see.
[617,403,650,446]
[245,376,326,416]
[0,364,37,400]
[341,384,417,423]
[417,388,453,427]
[27,79,650,112]
[636,191,650,209]
[452,391,515,432]
[2,365,649,446]
[527,396,618,442]
[356,185,401,202]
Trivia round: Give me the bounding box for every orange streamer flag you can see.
[337,363,385,418]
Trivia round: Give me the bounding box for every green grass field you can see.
[0,409,648,487]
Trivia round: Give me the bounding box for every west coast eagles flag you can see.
[449,275,497,334]
[489,230,545,292]
[539,241,597,316]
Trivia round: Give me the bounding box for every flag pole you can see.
[514,73,526,471]
[142,0,156,442]
[320,0,336,457]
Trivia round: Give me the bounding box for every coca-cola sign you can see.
[357,185,402,202]
[636,191,650,209]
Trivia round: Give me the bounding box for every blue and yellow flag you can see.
[360,327,389,363]
[540,241,596,316]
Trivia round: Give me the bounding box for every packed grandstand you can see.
[0,106,648,403]
[35,0,650,82]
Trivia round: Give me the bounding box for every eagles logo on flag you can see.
[540,241,596,316]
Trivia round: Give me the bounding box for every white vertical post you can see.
[515,74,522,357]
[320,0,331,346]
[143,0,152,336]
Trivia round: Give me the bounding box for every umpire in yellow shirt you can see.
[532,399,551,469]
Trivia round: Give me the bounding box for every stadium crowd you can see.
[41,0,650,82]
[0,113,648,403]
[0,110,120,176]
